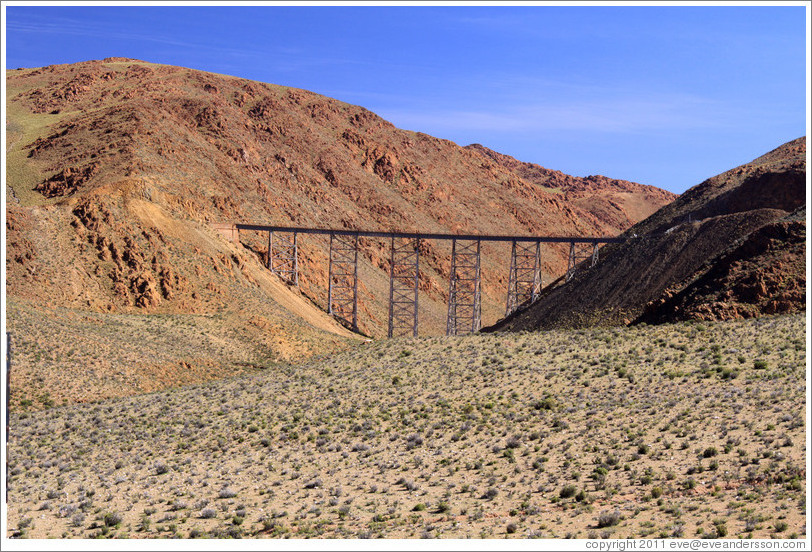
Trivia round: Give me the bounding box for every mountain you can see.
[488,137,806,332]
[5,58,674,407]
[465,144,676,236]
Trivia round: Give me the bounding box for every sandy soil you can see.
[5,314,806,540]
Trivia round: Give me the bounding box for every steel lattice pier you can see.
[388,237,420,338]
[505,240,541,316]
[446,239,482,336]
[566,241,601,282]
[328,232,359,331]
[267,231,298,286]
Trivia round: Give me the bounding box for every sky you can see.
[2,2,809,194]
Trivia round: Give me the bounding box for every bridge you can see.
[215,223,624,337]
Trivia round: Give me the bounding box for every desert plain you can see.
[5,313,806,540]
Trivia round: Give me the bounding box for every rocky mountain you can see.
[465,143,676,236]
[5,58,674,407]
[488,137,806,332]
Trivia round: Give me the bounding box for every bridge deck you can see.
[235,224,625,244]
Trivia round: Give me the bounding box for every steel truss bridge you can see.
[218,224,624,337]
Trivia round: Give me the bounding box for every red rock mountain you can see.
[465,143,676,236]
[5,58,674,407]
[489,137,806,332]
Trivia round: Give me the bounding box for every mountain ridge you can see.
[464,143,677,236]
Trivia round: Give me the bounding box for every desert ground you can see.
[5,314,806,539]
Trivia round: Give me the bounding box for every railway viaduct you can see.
[215,224,623,337]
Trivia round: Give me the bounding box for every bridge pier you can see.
[328,232,359,331]
[446,239,481,336]
[566,241,600,282]
[388,237,420,338]
[267,230,299,286]
[505,240,541,316]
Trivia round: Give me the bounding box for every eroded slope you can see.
[490,138,806,331]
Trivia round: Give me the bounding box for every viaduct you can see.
[215,224,624,337]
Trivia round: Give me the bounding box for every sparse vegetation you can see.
[5,314,805,538]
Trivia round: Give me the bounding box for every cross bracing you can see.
[566,241,601,282]
[267,231,298,286]
[388,237,420,338]
[446,239,481,336]
[505,240,541,316]
[328,233,359,331]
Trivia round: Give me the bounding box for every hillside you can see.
[638,207,806,323]
[5,58,674,407]
[488,138,806,332]
[466,144,676,236]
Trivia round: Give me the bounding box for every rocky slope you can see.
[466,144,676,236]
[5,58,674,407]
[488,137,806,331]
[637,207,805,323]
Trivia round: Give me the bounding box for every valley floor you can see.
[4,314,807,540]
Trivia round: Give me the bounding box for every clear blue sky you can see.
[3,3,808,194]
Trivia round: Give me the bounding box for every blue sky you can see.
[3,3,808,194]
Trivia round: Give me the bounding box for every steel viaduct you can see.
[215,223,624,337]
